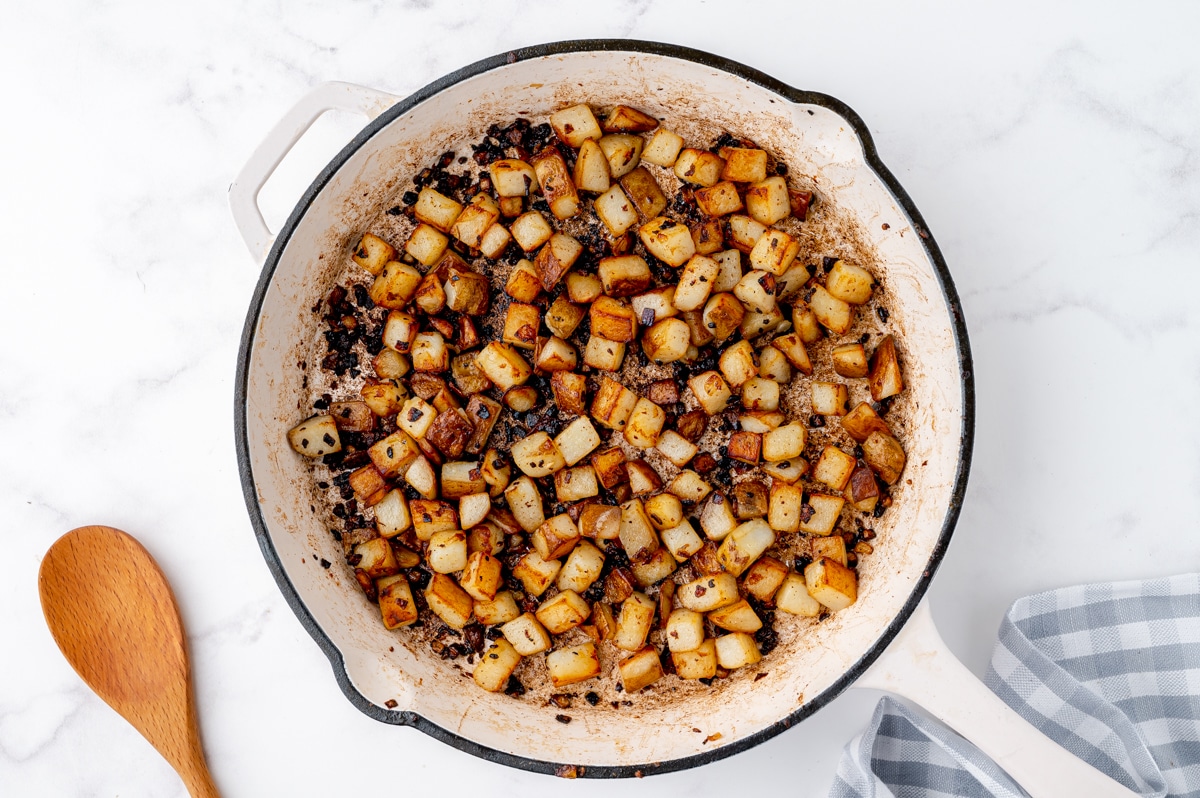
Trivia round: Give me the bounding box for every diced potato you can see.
[719,340,758,390]
[511,431,566,477]
[762,458,808,484]
[504,475,544,533]
[489,158,537,197]
[443,265,490,315]
[719,147,768,183]
[367,431,419,478]
[810,284,853,334]
[868,335,905,401]
[352,232,395,275]
[749,228,799,276]
[354,537,399,579]
[644,493,683,530]
[805,557,858,612]
[626,461,663,497]
[512,550,562,597]
[383,310,420,354]
[603,104,658,132]
[741,377,780,412]
[691,218,724,255]
[709,599,763,633]
[553,416,601,467]
[459,493,491,531]
[396,397,435,440]
[775,262,812,301]
[841,402,892,443]
[832,342,869,378]
[812,381,850,416]
[758,347,792,383]
[590,296,638,342]
[510,211,554,253]
[414,187,464,233]
[715,632,761,669]
[744,176,790,226]
[450,353,490,395]
[502,611,552,655]
[450,194,500,249]
[593,184,638,236]
[642,318,690,365]
[734,270,777,314]
[359,382,405,417]
[572,138,611,193]
[710,250,743,294]
[677,573,740,612]
[732,480,769,518]
[499,196,523,217]
[404,455,437,499]
[531,148,580,220]
[717,518,775,577]
[800,494,845,536]
[671,254,720,313]
[372,348,410,381]
[534,336,578,372]
[655,430,698,468]
[591,377,638,430]
[584,335,626,371]
[481,449,512,499]
[554,465,599,503]
[467,522,505,557]
[618,646,665,692]
[533,514,581,561]
[735,410,781,435]
[687,370,732,416]
[579,502,621,539]
[348,464,387,504]
[699,492,737,541]
[504,386,538,412]
[631,286,678,324]
[425,573,474,629]
[863,431,907,485]
[598,133,644,178]
[369,260,421,309]
[775,573,821,616]
[673,638,717,679]
[546,642,601,687]
[743,556,789,603]
[535,589,591,635]
[621,398,664,449]
[616,497,658,559]
[404,224,448,267]
[440,460,485,499]
[660,519,704,561]
[694,181,743,217]
[455,550,500,604]
[674,148,725,187]
[473,638,522,692]
[410,499,458,541]
[762,422,807,462]
[557,540,606,593]
[632,546,677,587]
[566,268,604,303]
[590,449,628,492]
[550,103,602,148]
[411,332,449,373]
[614,592,657,651]
[475,342,532,391]
[504,262,541,307]
[376,574,419,629]
[599,255,651,297]
[667,470,712,503]
[812,535,848,567]
[475,591,520,625]
[766,482,803,533]
[464,395,502,456]
[814,446,857,491]
[727,214,767,253]
[374,489,412,538]
[534,232,583,291]
[826,260,875,304]
[702,292,745,342]
[845,465,881,512]
[639,216,696,266]
[642,128,684,167]
[740,304,785,340]
[665,608,705,653]
[426,528,467,574]
[288,414,341,458]
[620,167,668,219]
[792,301,824,343]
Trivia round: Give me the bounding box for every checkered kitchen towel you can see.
[830,575,1200,798]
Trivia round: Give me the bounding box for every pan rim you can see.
[233,37,975,778]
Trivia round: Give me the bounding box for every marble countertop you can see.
[4,2,1199,795]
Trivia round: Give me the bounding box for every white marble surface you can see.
[3,2,1200,795]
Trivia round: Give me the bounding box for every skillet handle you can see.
[854,601,1142,798]
[228,81,399,263]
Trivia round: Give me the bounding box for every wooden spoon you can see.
[38,525,220,798]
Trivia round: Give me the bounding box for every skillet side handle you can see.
[855,601,1141,798]
[229,81,400,263]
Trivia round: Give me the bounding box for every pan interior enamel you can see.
[242,49,964,768]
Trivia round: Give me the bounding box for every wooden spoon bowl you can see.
[38,525,219,798]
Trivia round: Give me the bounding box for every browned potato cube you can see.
[425,409,473,458]
[425,572,474,629]
[566,272,604,304]
[677,572,740,612]
[743,556,789,603]
[800,494,845,536]
[665,608,706,653]
[790,188,814,219]
[450,194,500,249]
[672,254,720,313]
[749,228,800,276]
[767,482,803,533]
[863,431,906,485]
[618,646,665,692]
[532,147,581,220]
[674,148,725,187]
[404,224,448,267]
[805,556,858,611]
[776,262,812,301]
[546,642,602,687]
[758,347,792,383]
[502,611,552,655]
[481,449,511,498]
[766,333,811,376]
[450,353,490,395]
[719,147,768,183]
[614,592,657,651]
[383,310,419,354]
[590,296,638,342]
[352,232,395,275]
[579,502,621,540]
[845,465,881,512]
[717,518,775,577]
[826,260,875,304]
[489,158,537,197]
[354,537,399,579]
[832,342,870,378]
[744,176,790,226]
[841,402,893,443]
[868,335,905,401]
[360,381,405,417]
[411,331,449,373]
[687,370,733,415]
[727,214,766,253]
[511,551,562,598]
[377,574,418,629]
[641,318,690,365]
[714,632,761,670]
[590,447,628,489]
[728,431,761,464]
[511,431,566,477]
[534,232,584,291]
[502,303,540,350]
[655,430,698,468]
[814,446,858,492]
[624,397,667,449]
[504,260,542,304]
[367,431,419,478]
[554,464,599,503]
[762,422,807,462]
[476,341,532,391]
[702,292,745,341]
[348,464,387,503]
[603,105,658,133]
[812,535,848,567]
[642,128,684,167]
[619,166,668,219]
[504,475,544,533]
[550,103,602,148]
[631,546,678,587]
[694,181,743,217]
[594,184,638,236]
[443,266,490,316]
[533,336,578,372]
[709,598,763,633]
[631,286,678,325]
[474,591,520,626]
[639,216,696,266]
[598,133,644,178]
[590,377,638,430]
[372,348,410,381]
[719,340,758,390]
[673,639,718,679]
[369,260,421,309]
[618,496,660,560]
[584,335,626,371]
[510,211,554,253]
[599,255,652,297]
[410,499,458,540]
[557,540,606,593]
[775,573,821,617]
[732,480,769,520]
[550,372,588,417]
[792,301,824,343]
[811,381,850,416]
[473,638,522,692]
[464,395,502,455]
[535,589,591,634]
[414,188,464,233]
[810,284,854,334]
[572,138,611,193]
[690,218,725,255]
[441,460,485,499]
[667,470,711,503]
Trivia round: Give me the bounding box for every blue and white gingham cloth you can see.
[830,575,1200,798]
